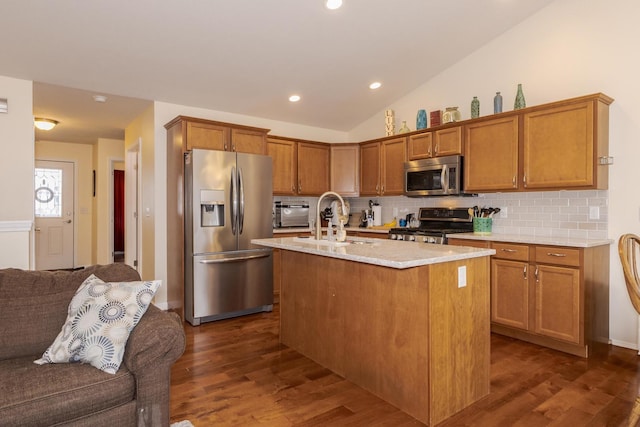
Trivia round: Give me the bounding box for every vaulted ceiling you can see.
[0,0,557,143]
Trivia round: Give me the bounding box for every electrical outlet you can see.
[589,206,600,220]
[458,266,467,288]
[500,207,507,219]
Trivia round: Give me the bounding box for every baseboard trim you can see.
[153,301,169,311]
[610,338,638,351]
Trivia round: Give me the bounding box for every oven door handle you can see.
[441,165,449,193]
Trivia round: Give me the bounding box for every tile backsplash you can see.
[275,190,609,240]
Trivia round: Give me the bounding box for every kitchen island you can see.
[252,236,495,425]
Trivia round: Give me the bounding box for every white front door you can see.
[34,160,74,270]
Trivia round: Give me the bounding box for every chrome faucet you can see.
[316,191,346,241]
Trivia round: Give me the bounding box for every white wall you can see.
[35,140,94,267]
[349,0,640,349]
[0,76,33,269]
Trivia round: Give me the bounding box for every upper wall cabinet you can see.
[360,137,406,196]
[464,93,612,192]
[331,144,360,197]
[407,126,462,160]
[267,136,330,196]
[464,116,519,192]
[521,95,612,190]
[166,116,269,155]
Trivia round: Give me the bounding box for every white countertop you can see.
[450,232,613,248]
[273,226,390,235]
[252,236,495,269]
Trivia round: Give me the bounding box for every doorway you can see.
[113,168,125,262]
[34,160,75,270]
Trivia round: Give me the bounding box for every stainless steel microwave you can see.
[404,155,464,197]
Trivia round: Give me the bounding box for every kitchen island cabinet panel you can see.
[278,249,490,425]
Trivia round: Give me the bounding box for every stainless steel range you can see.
[388,207,473,244]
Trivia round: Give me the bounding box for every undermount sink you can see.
[292,237,351,247]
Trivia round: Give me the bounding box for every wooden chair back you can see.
[618,234,640,315]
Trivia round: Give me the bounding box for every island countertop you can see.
[252,236,495,269]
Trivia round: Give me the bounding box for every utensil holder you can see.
[473,217,492,235]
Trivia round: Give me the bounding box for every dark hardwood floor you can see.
[170,305,640,426]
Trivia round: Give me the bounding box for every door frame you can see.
[34,159,76,269]
[109,158,125,263]
[125,140,141,271]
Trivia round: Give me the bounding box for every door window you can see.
[35,168,62,217]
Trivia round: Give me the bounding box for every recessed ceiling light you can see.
[289,95,301,102]
[369,82,382,90]
[325,0,342,10]
[93,95,107,103]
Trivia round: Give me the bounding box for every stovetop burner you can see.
[388,207,473,244]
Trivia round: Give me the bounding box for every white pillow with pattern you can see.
[35,274,161,374]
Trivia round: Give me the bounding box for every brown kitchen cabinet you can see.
[360,137,406,196]
[167,116,268,154]
[448,237,609,357]
[267,136,330,196]
[463,93,612,193]
[331,144,360,196]
[407,126,462,161]
[464,116,519,192]
[522,94,612,190]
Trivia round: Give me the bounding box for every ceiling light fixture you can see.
[369,82,382,90]
[93,95,107,103]
[34,118,59,131]
[325,0,343,10]
[289,95,301,102]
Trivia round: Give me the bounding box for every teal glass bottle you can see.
[416,109,427,130]
[493,92,503,113]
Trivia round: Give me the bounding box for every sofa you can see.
[0,264,186,427]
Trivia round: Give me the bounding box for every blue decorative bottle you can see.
[416,109,427,130]
[493,92,503,114]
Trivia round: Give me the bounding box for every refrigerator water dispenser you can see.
[200,189,225,227]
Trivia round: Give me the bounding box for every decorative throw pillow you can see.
[34,274,161,374]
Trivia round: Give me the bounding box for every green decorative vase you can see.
[514,84,526,110]
[471,96,480,118]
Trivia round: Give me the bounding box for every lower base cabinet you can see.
[449,238,610,357]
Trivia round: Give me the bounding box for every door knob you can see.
[64,219,72,224]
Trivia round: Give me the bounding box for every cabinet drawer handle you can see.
[501,248,517,253]
[546,252,567,257]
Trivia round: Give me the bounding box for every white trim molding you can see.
[0,220,33,232]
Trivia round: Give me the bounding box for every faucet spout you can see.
[316,191,346,241]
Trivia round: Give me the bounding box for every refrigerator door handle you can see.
[198,252,271,264]
[238,167,245,234]
[230,166,238,235]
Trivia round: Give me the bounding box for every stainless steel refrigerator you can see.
[184,149,273,326]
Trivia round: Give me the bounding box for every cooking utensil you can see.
[489,208,501,218]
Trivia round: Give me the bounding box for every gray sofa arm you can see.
[123,304,185,426]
